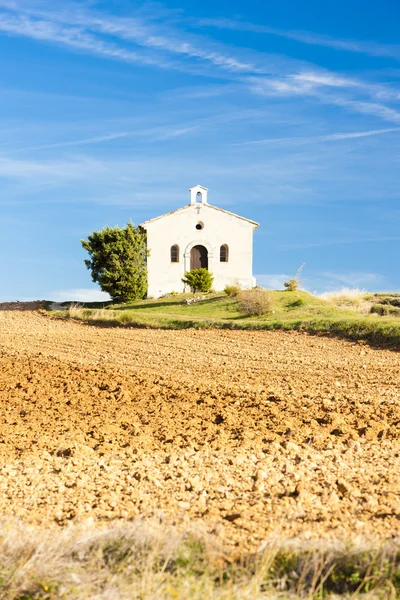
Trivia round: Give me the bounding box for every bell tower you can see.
[189,184,209,205]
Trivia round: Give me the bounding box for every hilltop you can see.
[54,289,400,345]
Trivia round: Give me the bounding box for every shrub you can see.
[284,278,299,292]
[289,297,305,308]
[284,263,305,292]
[370,304,400,317]
[224,285,241,297]
[380,296,400,308]
[237,290,274,316]
[182,269,214,294]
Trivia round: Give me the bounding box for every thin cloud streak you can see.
[238,127,400,146]
[49,288,110,302]
[8,125,199,154]
[198,17,400,61]
[278,236,400,251]
[2,0,398,91]
[10,132,133,153]
[1,1,400,133]
[0,12,172,68]
[0,4,266,75]
[249,76,400,124]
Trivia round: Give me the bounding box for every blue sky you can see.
[1,0,400,301]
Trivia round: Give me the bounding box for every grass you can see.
[1,520,399,599]
[52,290,400,346]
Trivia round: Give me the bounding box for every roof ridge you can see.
[139,203,259,229]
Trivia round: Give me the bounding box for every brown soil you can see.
[0,310,399,551]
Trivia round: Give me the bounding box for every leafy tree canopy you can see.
[81,222,148,302]
[182,268,214,294]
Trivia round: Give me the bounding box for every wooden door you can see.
[190,245,208,270]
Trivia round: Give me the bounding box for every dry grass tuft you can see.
[66,303,84,319]
[237,290,274,316]
[320,288,373,314]
[0,520,399,599]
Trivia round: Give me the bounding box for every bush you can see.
[289,297,305,308]
[182,269,214,294]
[380,296,400,308]
[370,304,400,317]
[224,285,241,297]
[284,263,305,292]
[237,290,274,316]
[283,278,299,292]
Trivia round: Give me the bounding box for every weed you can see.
[224,285,241,297]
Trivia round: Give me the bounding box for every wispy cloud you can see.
[254,274,290,289]
[249,75,400,123]
[333,99,400,123]
[238,127,400,146]
[0,12,172,68]
[198,17,400,62]
[4,108,271,155]
[1,1,400,140]
[2,0,397,97]
[0,2,266,75]
[0,154,106,180]
[8,125,199,154]
[321,271,382,287]
[49,288,110,302]
[278,236,400,251]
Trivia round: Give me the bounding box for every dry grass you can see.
[0,520,399,599]
[320,288,373,314]
[53,291,400,345]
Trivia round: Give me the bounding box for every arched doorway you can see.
[190,245,208,270]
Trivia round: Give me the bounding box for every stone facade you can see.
[139,185,259,298]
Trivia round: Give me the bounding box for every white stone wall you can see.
[141,202,257,298]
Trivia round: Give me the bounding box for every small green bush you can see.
[224,285,241,297]
[288,297,305,308]
[182,269,214,294]
[283,278,299,292]
[284,263,305,292]
[237,290,274,316]
[370,304,400,317]
[380,296,400,308]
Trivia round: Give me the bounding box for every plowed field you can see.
[0,310,399,551]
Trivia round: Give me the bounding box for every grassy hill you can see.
[55,290,400,345]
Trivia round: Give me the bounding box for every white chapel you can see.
[139,185,259,298]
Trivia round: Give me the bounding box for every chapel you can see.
[139,185,259,298]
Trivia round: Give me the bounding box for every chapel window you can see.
[220,244,229,262]
[170,245,179,263]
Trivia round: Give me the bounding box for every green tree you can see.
[182,268,214,294]
[81,223,148,302]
